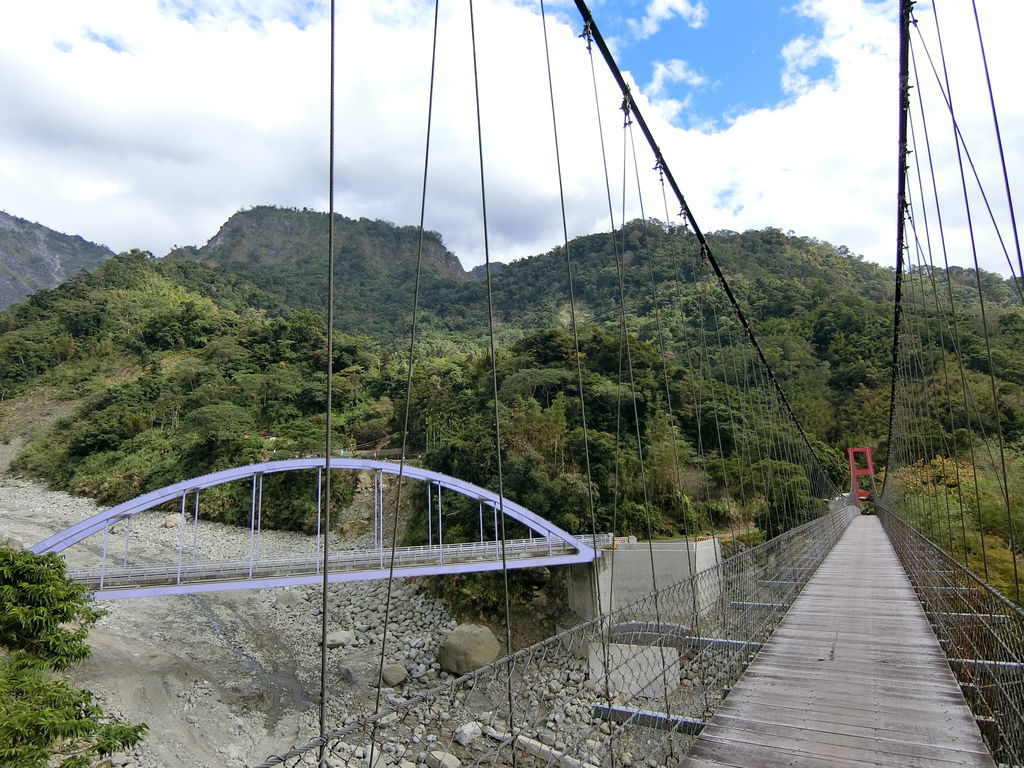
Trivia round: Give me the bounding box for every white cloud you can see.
[648,59,706,97]
[643,59,706,125]
[628,0,708,40]
[0,0,1019,280]
[780,35,826,96]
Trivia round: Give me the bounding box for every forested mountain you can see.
[167,209,1022,450]
[1,209,1021,578]
[0,210,114,310]
[167,207,472,345]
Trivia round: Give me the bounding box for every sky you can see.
[0,0,1021,276]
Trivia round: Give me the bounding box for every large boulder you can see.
[438,624,501,675]
[381,663,407,686]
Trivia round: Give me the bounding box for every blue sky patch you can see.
[600,0,836,130]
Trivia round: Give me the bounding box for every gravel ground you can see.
[0,465,468,768]
[0,449,731,768]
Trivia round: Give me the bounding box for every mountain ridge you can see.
[0,210,115,310]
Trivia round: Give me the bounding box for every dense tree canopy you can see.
[1,213,1020,597]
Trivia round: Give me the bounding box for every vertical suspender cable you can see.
[370,8,442,766]
[909,38,991,575]
[570,0,835,496]
[467,2,517,760]
[318,1,337,763]
[970,0,1023,288]
[537,9,615,756]
[932,0,1020,599]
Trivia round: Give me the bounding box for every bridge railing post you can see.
[175,492,186,585]
[248,474,257,579]
[99,525,109,590]
[190,490,200,563]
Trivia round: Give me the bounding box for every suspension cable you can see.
[371,0,442,752]
[910,19,1024,301]
[970,0,1023,285]
[930,0,1020,600]
[571,0,837,496]
[467,1,518,757]
[538,6,616,760]
[317,2,337,762]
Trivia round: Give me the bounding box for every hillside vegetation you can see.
[1,209,1021,593]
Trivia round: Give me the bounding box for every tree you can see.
[0,549,99,668]
[0,547,147,767]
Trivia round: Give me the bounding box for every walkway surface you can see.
[681,514,995,767]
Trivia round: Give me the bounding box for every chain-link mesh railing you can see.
[877,503,1024,766]
[254,502,857,768]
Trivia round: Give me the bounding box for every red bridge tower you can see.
[847,446,875,509]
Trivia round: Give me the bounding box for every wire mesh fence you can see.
[878,503,1024,766]
[254,502,857,768]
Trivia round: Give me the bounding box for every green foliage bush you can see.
[0,548,146,766]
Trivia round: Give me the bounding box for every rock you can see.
[162,513,183,528]
[110,755,130,767]
[325,629,355,649]
[274,591,303,609]
[1,536,24,551]
[464,687,498,714]
[454,722,482,747]
[438,624,500,675]
[382,663,407,686]
[425,751,461,768]
[481,725,507,741]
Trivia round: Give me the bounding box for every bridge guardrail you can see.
[877,503,1024,766]
[69,534,617,593]
[252,505,858,768]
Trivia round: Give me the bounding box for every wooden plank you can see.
[680,516,996,767]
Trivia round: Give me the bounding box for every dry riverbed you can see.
[0,457,470,768]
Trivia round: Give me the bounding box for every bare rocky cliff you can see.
[0,210,114,309]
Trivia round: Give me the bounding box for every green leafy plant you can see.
[0,547,147,767]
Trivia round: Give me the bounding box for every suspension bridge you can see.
[21,0,1024,766]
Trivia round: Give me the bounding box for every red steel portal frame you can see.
[847,446,876,506]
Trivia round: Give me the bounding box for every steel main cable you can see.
[571,0,837,498]
[883,0,913,496]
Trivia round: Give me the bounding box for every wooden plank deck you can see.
[680,515,995,767]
